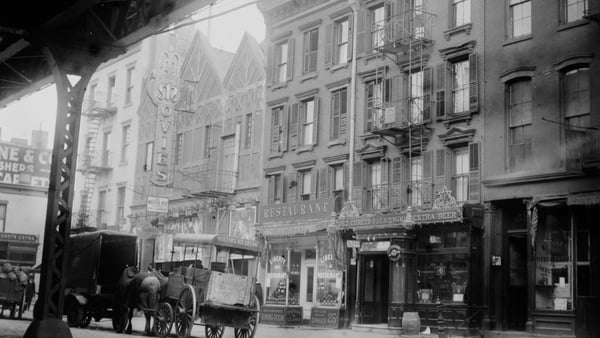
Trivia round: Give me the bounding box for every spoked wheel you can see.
[234,295,260,338]
[155,302,174,338]
[205,325,225,338]
[66,301,84,327]
[175,285,196,338]
[80,308,92,328]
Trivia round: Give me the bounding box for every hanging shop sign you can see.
[259,198,335,223]
[147,196,169,213]
[341,207,463,229]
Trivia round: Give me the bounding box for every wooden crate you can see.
[205,272,255,306]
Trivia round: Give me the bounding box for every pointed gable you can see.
[223,33,266,91]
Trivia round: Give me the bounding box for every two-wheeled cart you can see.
[155,234,262,338]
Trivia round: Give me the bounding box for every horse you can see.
[116,266,161,335]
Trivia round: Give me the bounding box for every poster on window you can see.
[266,248,288,305]
[317,240,342,307]
[230,207,256,240]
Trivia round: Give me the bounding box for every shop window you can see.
[417,253,469,304]
[317,240,343,306]
[534,207,572,311]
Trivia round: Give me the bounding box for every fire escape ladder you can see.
[76,114,101,228]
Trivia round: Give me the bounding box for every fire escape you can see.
[370,2,435,210]
[75,94,116,229]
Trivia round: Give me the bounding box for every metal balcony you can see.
[85,93,118,117]
[177,169,238,198]
[80,151,113,172]
[369,97,433,137]
[373,9,435,55]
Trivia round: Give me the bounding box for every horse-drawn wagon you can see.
[64,230,137,328]
[155,234,262,338]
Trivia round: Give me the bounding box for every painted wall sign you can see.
[341,207,463,229]
[0,232,38,243]
[310,307,341,328]
[259,198,335,223]
[0,143,50,187]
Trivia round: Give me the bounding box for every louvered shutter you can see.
[356,10,370,56]
[312,97,320,145]
[286,38,295,81]
[281,105,289,152]
[380,158,390,209]
[343,162,349,200]
[339,89,348,138]
[289,103,299,150]
[435,63,446,118]
[280,175,287,203]
[319,167,328,199]
[352,162,364,212]
[401,155,410,207]
[288,172,297,202]
[268,176,275,204]
[271,110,280,153]
[347,13,354,62]
[311,169,319,200]
[266,44,274,86]
[423,67,432,121]
[391,157,403,209]
[324,23,334,68]
[468,142,481,201]
[422,150,433,207]
[469,53,479,111]
[434,148,446,194]
[389,75,402,125]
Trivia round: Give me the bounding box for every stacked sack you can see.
[0,263,30,287]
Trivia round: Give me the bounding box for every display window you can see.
[266,246,288,305]
[316,239,343,307]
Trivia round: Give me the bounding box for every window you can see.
[564,67,590,128]
[302,99,315,146]
[175,133,184,165]
[410,157,423,207]
[102,131,111,166]
[303,28,319,74]
[270,107,285,153]
[245,113,253,149]
[453,0,471,26]
[125,65,135,105]
[509,0,531,38]
[453,148,469,202]
[452,60,470,114]
[144,142,154,171]
[336,18,350,64]
[97,190,107,228]
[276,41,289,83]
[0,203,6,232]
[331,87,347,141]
[372,5,386,51]
[333,165,344,192]
[564,0,587,23]
[410,70,424,123]
[121,125,130,163]
[367,161,382,210]
[268,173,284,204]
[116,186,126,224]
[300,170,312,200]
[107,75,116,107]
[508,79,533,172]
[366,79,384,131]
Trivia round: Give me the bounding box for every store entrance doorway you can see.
[360,254,389,324]
[506,234,527,330]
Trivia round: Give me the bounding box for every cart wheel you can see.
[205,325,225,338]
[80,308,92,328]
[175,285,196,338]
[155,302,174,338]
[66,301,84,327]
[234,295,260,338]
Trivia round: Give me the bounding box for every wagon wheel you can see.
[66,301,84,327]
[234,295,261,338]
[80,308,92,328]
[155,302,174,338]
[175,285,196,338]
[205,325,225,338]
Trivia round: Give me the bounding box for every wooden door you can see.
[360,254,390,323]
[506,234,527,330]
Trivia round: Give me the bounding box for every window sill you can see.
[557,19,589,32]
[443,23,473,41]
[268,152,284,160]
[296,145,315,154]
[270,81,288,91]
[503,35,532,47]
[300,72,318,83]
[328,139,347,148]
[329,63,349,73]
[440,111,477,127]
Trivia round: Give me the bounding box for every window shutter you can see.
[324,23,334,68]
[289,103,299,150]
[271,111,280,153]
[468,142,481,201]
[303,33,310,74]
[268,176,275,204]
[435,63,446,118]
[288,172,297,202]
[319,167,328,199]
[423,67,432,121]
[280,175,287,203]
[366,85,373,132]
[356,10,369,56]
[311,169,319,200]
[401,155,410,207]
[310,30,318,73]
[380,158,389,209]
[352,161,364,212]
[469,53,479,111]
[312,97,320,145]
[287,38,295,81]
[434,148,446,194]
[281,106,289,152]
[347,13,354,62]
[422,150,433,207]
[266,44,274,86]
[339,89,348,138]
[343,162,349,200]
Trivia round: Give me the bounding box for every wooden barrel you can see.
[402,311,421,335]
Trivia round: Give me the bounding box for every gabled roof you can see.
[223,32,266,91]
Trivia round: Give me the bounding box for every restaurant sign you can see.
[341,207,462,229]
[259,198,335,223]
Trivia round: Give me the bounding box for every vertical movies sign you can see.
[0,143,51,188]
[147,47,180,186]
